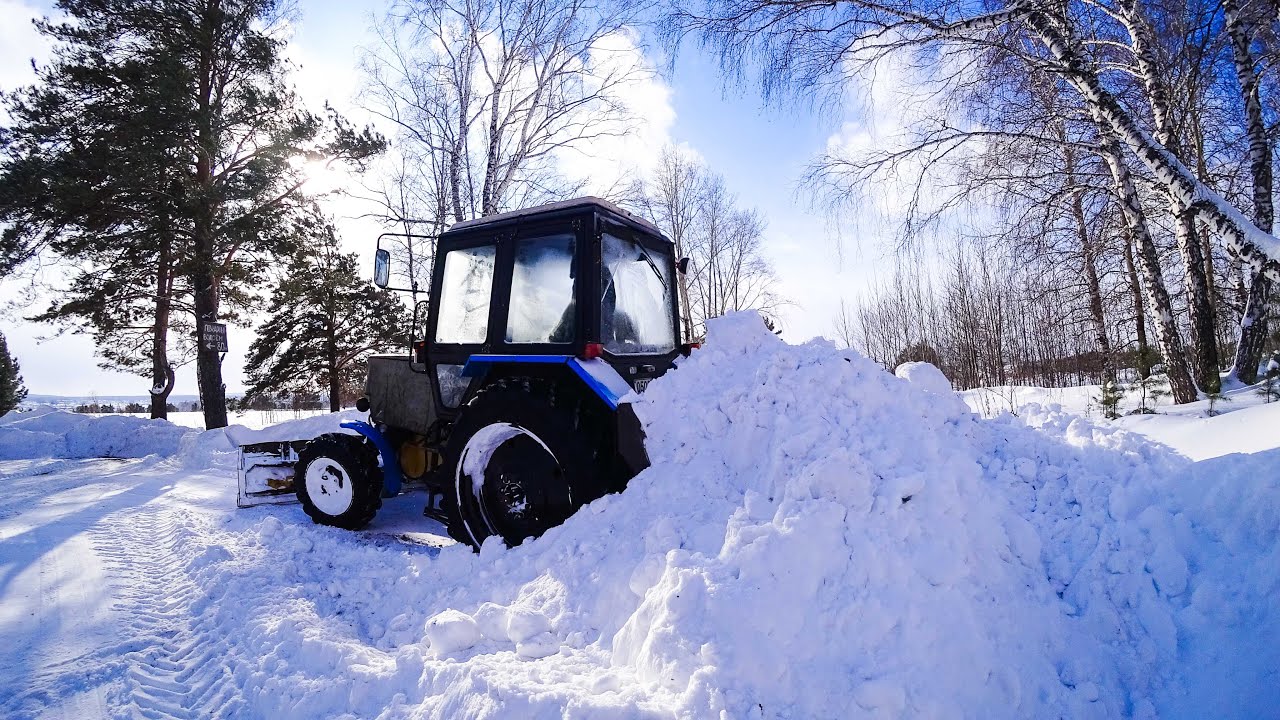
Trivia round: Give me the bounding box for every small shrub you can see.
[1205,391,1233,417]
[1096,381,1123,420]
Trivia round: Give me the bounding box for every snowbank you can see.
[0,405,365,463]
[183,312,1268,718]
[0,406,193,459]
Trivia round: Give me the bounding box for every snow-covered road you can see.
[0,456,457,719]
[0,315,1276,719]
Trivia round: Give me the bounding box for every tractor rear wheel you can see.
[445,379,607,548]
[295,433,383,530]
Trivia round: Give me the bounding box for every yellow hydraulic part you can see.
[399,435,441,480]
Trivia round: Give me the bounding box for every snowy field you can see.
[0,314,1276,718]
[961,377,1280,460]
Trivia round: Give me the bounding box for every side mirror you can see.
[677,257,690,275]
[373,248,391,288]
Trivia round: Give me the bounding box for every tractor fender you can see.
[615,401,650,477]
[339,420,403,498]
[461,355,635,410]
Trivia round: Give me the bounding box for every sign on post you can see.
[200,321,229,353]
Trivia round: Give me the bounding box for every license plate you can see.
[633,378,651,392]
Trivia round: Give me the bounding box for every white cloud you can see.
[0,0,51,94]
[555,29,678,196]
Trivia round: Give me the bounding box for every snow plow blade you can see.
[236,440,307,508]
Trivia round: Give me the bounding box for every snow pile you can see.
[0,406,193,459]
[70,313,1271,718]
[591,315,1186,717]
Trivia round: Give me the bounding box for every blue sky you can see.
[0,0,893,397]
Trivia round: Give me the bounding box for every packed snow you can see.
[0,313,1275,718]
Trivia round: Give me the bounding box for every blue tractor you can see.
[262,197,689,547]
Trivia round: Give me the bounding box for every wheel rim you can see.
[304,457,354,517]
[456,423,572,546]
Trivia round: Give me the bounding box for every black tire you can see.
[295,433,383,530]
[445,378,609,548]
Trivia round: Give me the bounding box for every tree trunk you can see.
[1174,209,1221,392]
[1225,0,1274,382]
[481,83,503,216]
[1225,0,1274,233]
[1124,236,1151,379]
[327,294,341,413]
[1092,114,1198,403]
[194,0,228,430]
[450,75,468,222]
[149,233,175,419]
[1063,141,1115,383]
[194,277,227,428]
[1232,271,1271,383]
[1089,0,1222,391]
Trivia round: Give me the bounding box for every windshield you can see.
[600,232,676,354]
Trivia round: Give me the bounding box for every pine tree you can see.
[1205,391,1233,417]
[0,333,29,415]
[0,0,384,428]
[243,217,408,412]
[1096,380,1123,419]
[1132,375,1168,414]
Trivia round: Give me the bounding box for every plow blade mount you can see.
[237,440,308,508]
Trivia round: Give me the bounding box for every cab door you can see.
[425,236,501,420]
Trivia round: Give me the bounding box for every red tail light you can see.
[583,342,605,360]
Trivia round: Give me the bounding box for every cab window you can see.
[435,244,496,344]
[600,233,676,354]
[507,233,576,344]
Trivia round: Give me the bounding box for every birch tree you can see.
[668,0,1280,401]
[628,147,784,338]
[362,0,645,228]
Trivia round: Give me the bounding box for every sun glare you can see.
[300,158,347,194]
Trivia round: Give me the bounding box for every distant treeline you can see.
[74,392,329,415]
[76,402,185,414]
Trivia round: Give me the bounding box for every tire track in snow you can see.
[88,505,248,719]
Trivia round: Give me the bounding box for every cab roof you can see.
[445,196,668,243]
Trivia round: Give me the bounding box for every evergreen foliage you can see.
[1257,357,1280,403]
[0,333,29,415]
[893,342,944,371]
[1096,380,1123,419]
[0,0,384,426]
[1205,390,1233,417]
[1130,375,1168,414]
[243,218,408,412]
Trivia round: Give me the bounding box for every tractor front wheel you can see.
[295,433,382,530]
[446,379,606,548]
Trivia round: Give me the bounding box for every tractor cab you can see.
[373,197,683,421]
